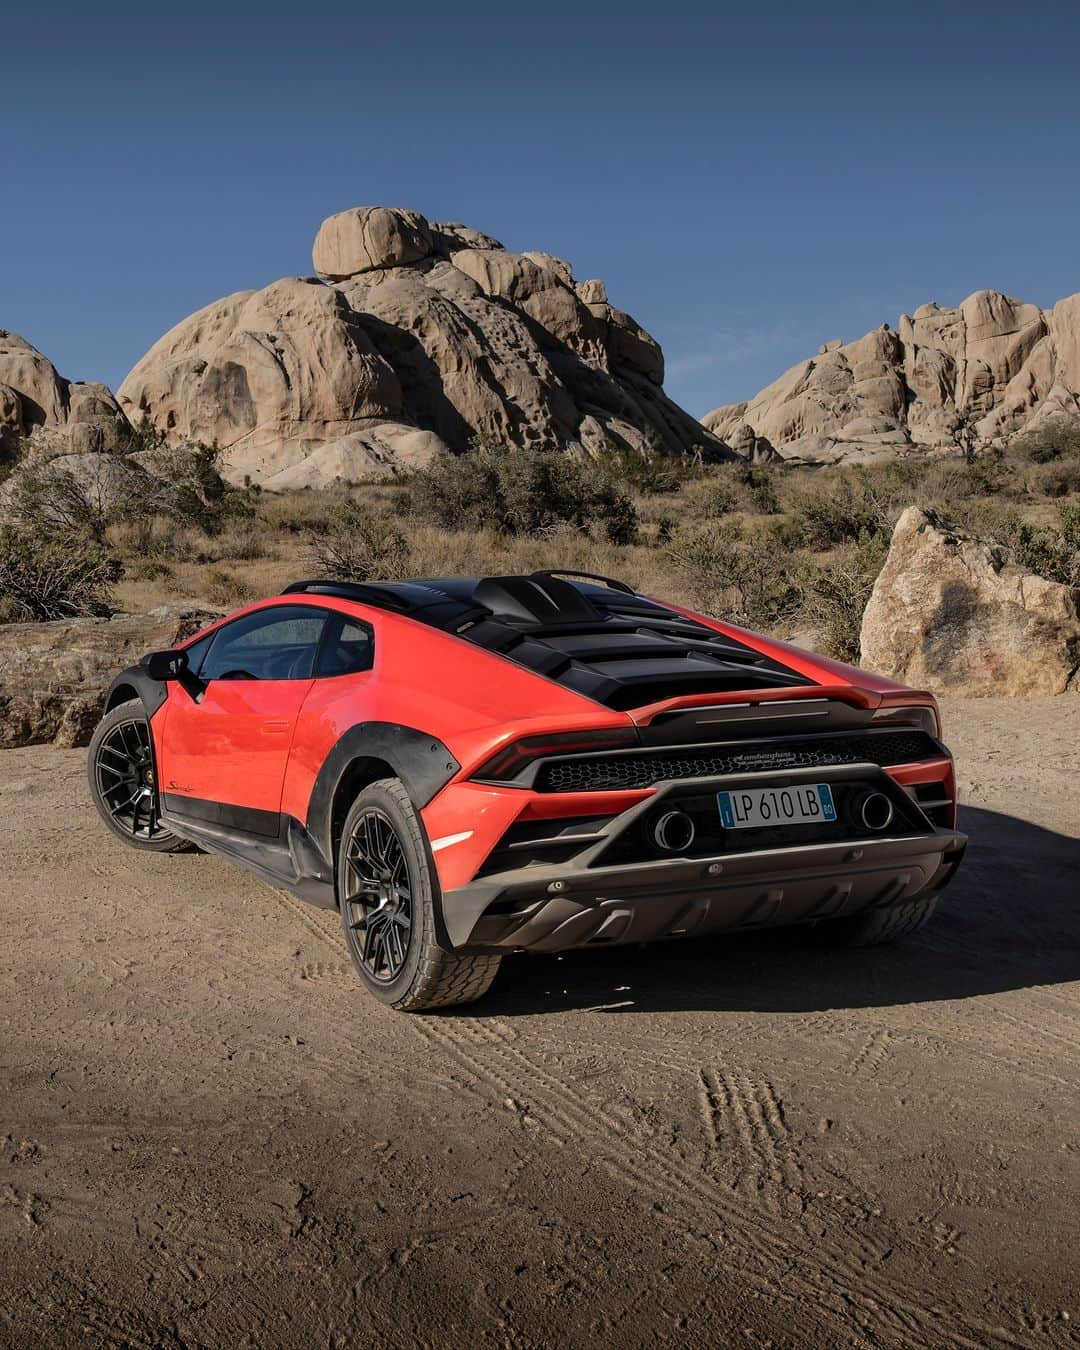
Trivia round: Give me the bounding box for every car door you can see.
[158,604,329,837]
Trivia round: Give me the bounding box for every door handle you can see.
[262,720,291,734]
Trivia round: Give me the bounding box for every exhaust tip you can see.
[653,810,695,853]
[858,791,895,832]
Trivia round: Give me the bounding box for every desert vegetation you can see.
[2,425,1079,662]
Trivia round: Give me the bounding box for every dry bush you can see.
[0,527,122,622]
[800,532,889,663]
[410,443,638,543]
[664,520,805,629]
[790,473,890,548]
[992,505,1080,587]
[203,567,255,607]
[1027,456,1080,499]
[1012,420,1080,464]
[209,522,273,562]
[305,500,410,581]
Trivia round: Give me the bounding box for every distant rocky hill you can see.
[0,331,128,457]
[704,290,1080,462]
[113,206,734,486]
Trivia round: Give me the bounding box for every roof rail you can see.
[281,579,412,613]
[529,569,636,595]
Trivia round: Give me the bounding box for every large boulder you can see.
[120,206,735,485]
[0,605,220,748]
[118,278,405,484]
[704,289,1080,462]
[0,331,129,454]
[312,206,433,281]
[860,507,1080,697]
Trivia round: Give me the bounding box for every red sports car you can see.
[88,571,966,1011]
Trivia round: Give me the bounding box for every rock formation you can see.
[0,605,220,747]
[704,290,1080,463]
[860,507,1080,697]
[0,331,128,457]
[119,205,734,486]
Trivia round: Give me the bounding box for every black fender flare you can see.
[306,721,460,866]
[104,666,169,722]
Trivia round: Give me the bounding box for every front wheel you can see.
[88,700,190,852]
[337,778,500,1011]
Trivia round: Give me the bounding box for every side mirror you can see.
[141,648,190,682]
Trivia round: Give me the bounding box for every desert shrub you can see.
[702,475,739,517]
[305,499,410,581]
[4,461,120,540]
[800,532,889,663]
[4,442,240,545]
[116,415,168,456]
[0,526,122,622]
[203,567,255,607]
[738,464,781,514]
[993,507,1080,587]
[664,520,804,629]
[129,559,175,582]
[1012,420,1080,463]
[108,514,190,563]
[121,442,241,534]
[1027,456,1080,499]
[210,522,271,561]
[258,490,343,536]
[595,447,701,495]
[792,473,890,548]
[410,443,638,542]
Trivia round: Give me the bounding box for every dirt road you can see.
[1,698,1078,1348]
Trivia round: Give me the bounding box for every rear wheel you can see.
[88,700,189,852]
[337,778,500,1011]
[826,895,938,946]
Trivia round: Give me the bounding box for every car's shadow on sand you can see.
[467,806,1080,1016]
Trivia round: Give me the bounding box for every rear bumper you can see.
[442,828,966,952]
[439,762,966,952]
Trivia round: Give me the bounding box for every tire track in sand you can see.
[272,892,1054,1350]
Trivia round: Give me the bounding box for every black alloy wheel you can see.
[94,717,167,840]
[341,808,414,982]
[87,700,188,852]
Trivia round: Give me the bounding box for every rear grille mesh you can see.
[536,730,939,793]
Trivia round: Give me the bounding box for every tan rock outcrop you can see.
[121,206,733,483]
[119,278,405,483]
[0,331,128,454]
[705,290,1080,462]
[860,507,1080,697]
[0,605,221,748]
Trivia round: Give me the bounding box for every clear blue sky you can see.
[5,0,1079,418]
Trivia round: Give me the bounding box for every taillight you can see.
[471,728,639,784]
[871,704,941,739]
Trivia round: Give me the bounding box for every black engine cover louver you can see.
[535,730,940,793]
[284,572,809,710]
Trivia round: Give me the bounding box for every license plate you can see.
[718,783,836,830]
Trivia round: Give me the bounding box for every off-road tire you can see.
[828,895,938,946]
[88,700,191,853]
[337,777,500,1011]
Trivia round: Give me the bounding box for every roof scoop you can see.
[474,575,601,625]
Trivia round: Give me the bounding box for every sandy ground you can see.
[1,698,1078,1349]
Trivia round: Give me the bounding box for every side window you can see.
[182,630,215,676]
[316,614,374,678]
[200,607,327,682]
